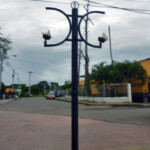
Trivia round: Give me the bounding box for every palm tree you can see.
[91,62,106,84]
[91,61,147,85]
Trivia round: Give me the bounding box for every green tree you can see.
[0,29,12,58]
[115,61,147,84]
[61,81,71,90]
[31,84,40,95]
[91,62,107,84]
[0,28,12,93]
[1,82,6,94]
[91,61,147,85]
[50,82,59,90]
[38,81,50,91]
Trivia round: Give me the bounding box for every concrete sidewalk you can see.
[0,99,13,105]
[0,111,150,150]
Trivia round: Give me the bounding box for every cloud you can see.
[1,0,150,86]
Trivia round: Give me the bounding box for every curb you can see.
[56,97,150,107]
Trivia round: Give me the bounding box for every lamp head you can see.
[42,30,51,40]
[98,33,108,43]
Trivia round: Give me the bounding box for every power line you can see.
[3,69,12,80]
[32,0,150,5]
[31,0,86,6]
[5,59,59,80]
[32,0,150,14]
[4,62,28,85]
[84,0,150,15]
[7,63,53,79]
[90,4,150,12]
[120,0,150,4]
[4,62,53,85]
[90,0,150,12]
[31,0,90,7]
[10,58,51,66]
[31,0,71,5]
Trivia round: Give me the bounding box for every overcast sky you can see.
[0,0,150,87]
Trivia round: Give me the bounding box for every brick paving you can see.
[0,111,150,150]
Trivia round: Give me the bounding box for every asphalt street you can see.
[0,97,150,150]
[1,97,150,126]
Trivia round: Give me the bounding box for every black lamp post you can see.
[43,2,106,150]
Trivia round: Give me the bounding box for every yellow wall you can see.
[79,80,100,95]
[140,58,150,76]
[91,84,100,95]
[139,58,150,92]
[79,80,85,86]
[131,79,143,93]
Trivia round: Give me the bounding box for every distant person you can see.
[144,90,148,103]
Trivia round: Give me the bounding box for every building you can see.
[139,58,150,92]
[79,58,150,102]
[132,58,150,102]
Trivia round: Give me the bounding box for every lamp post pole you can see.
[43,2,106,150]
[72,7,79,150]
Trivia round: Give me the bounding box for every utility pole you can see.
[17,76,20,88]
[12,69,15,90]
[29,71,33,96]
[78,41,82,84]
[84,0,91,96]
[108,25,114,64]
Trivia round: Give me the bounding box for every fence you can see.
[62,83,132,103]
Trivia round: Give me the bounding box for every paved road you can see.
[0,97,150,150]
[1,97,150,126]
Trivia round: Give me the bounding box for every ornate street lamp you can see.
[43,2,107,150]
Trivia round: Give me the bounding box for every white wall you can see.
[65,83,132,103]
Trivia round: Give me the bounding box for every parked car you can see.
[44,92,55,100]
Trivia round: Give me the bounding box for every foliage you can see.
[91,61,147,85]
[21,93,29,97]
[9,84,28,92]
[0,28,12,60]
[30,81,50,95]
[3,80,60,96]
[0,28,12,93]
[38,81,50,91]
[61,81,71,90]
[31,84,41,95]
[20,84,28,93]
[50,82,59,90]
[1,82,6,93]
[64,80,71,85]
